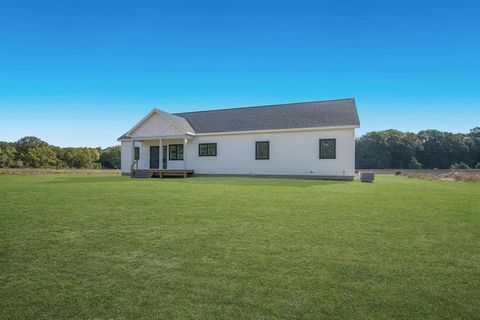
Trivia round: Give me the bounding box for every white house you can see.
[118,98,360,180]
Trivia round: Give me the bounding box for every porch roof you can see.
[118,108,195,141]
[125,134,194,141]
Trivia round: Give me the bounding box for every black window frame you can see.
[199,143,217,157]
[169,144,184,161]
[319,139,336,159]
[134,147,140,160]
[255,141,270,160]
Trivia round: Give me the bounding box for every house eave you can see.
[118,132,196,142]
[118,125,358,141]
[194,125,359,137]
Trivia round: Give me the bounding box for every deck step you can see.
[132,171,153,178]
[131,169,194,178]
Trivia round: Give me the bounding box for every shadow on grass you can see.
[40,175,128,184]
[176,176,346,188]
[40,175,347,188]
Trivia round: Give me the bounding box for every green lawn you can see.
[0,174,479,319]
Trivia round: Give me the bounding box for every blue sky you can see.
[0,0,479,147]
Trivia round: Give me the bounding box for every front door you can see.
[162,145,167,169]
[150,146,159,169]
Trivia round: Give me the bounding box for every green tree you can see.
[468,127,480,165]
[408,157,422,169]
[469,127,480,138]
[14,136,49,165]
[356,131,391,168]
[356,128,479,169]
[417,130,449,169]
[446,133,473,167]
[59,147,101,168]
[416,130,480,169]
[356,130,422,169]
[0,142,19,167]
[14,136,48,154]
[384,130,423,168]
[99,146,121,169]
[24,146,60,168]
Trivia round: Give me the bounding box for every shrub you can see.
[408,157,422,169]
[450,162,470,169]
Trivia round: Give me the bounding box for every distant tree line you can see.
[356,127,480,169]
[2,129,480,170]
[0,137,120,169]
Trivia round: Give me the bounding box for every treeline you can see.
[356,127,480,169]
[0,137,120,169]
[2,128,480,170]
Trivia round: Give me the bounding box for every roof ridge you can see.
[173,98,355,115]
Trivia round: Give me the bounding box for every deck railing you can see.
[130,159,139,176]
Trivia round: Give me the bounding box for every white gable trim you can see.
[158,124,175,136]
[118,134,194,141]
[125,109,157,136]
[124,108,195,138]
[155,109,194,134]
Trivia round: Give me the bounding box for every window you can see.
[169,144,184,160]
[255,141,269,160]
[319,139,336,159]
[134,147,140,160]
[199,143,217,156]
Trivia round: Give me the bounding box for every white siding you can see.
[120,141,133,173]
[185,128,355,177]
[121,128,356,178]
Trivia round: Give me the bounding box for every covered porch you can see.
[129,134,194,178]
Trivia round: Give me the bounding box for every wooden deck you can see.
[131,169,194,178]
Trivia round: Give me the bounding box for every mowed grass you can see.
[0,175,479,319]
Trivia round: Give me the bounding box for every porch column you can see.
[131,140,135,166]
[183,138,188,169]
[159,139,163,170]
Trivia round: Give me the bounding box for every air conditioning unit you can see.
[360,172,375,182]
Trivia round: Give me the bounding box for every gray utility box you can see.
[360,172,375,182]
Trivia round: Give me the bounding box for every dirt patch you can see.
[405,171,480,182]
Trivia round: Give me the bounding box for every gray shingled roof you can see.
[174,98,359,134]
[118,98,360,140]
